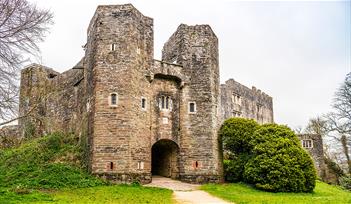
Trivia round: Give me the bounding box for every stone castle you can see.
[15,4,275,184]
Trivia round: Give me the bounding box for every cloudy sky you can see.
[27,0,350,130]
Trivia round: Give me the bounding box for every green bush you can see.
[220,118,259,154]
[243,124,317,192]
[224,153,251,182]
[220,118,317,193]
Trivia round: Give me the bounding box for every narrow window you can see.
[137,161,144,170]
[111,43,117,51]
[110,93,117,106]
[195,161,199,168]
[141,98,146,110]
[189,102,196,113]
[161,96,165,109]
[166,96,169,109]
[110,162,114,170]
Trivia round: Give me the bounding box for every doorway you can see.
[151,139,179,179]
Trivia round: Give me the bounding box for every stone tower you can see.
[84,4,154,182]
[162,24,222,183]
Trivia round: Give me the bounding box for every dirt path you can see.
[144,176,232,204]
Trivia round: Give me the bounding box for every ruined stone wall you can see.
[0,125,21,148]
[221,79,273,124]
[162,24,223,183]
[18,62,85,138]
[298,134,327,180]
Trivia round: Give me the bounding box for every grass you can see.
[201,181,351,204]
[0,133,174,203]
[0,133,104,189]
[0,185,174,204]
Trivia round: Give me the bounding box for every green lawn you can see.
[0,185,174,204]
[201,181,351,204]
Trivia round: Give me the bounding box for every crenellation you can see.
[221,78,273,124]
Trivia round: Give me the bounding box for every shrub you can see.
[224,153,251,182]
[220,118,259,154]
[243,124,317,192]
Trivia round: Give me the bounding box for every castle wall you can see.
[298,134,327,180]
[221,79,273,124]
[18,63,85,137]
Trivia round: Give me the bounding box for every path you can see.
[144,176,232,204]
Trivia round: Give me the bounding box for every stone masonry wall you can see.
[298,134,328,180]
[221,78,273,124]
[18,62,85,138]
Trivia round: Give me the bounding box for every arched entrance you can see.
[151,139,179,179]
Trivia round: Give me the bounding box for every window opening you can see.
[111,43,117,51]
[111,93,117,105]
[110,162,114,170]
[141,98,146,110]
[189,102,196,113]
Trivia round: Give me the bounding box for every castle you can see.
[15,4,274,184]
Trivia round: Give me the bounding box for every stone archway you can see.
[151,139,179,179]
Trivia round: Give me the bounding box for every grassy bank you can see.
[0,133,173,203]
[201,181,351,204]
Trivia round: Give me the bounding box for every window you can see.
[232,111,241,117]
[302,140,313,148]
[137,161,144,170]
[111,43,117,51]
[189,102,196,113]
[159,96,172,110]
[109,162,114,170]
[109,93,118,107]
[166,96,169,109]
[141,97,146,110]
[161,96,165,109]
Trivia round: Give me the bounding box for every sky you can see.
[27,0,351,130]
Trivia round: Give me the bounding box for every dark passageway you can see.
[151,139,179,179]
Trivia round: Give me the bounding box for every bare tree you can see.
[305,116,329,136]
[326,73,351,174]
[0,0,53,122]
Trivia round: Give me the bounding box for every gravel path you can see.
[144,176,232,204]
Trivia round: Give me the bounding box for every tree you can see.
[0,0,53,122]
[305,116,328,136]
[244,124,316,192]
[326,73,351,174]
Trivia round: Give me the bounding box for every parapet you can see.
[222,78,273,108]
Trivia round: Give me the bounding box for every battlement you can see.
[220,78,273,124]
[222,78,273,108]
